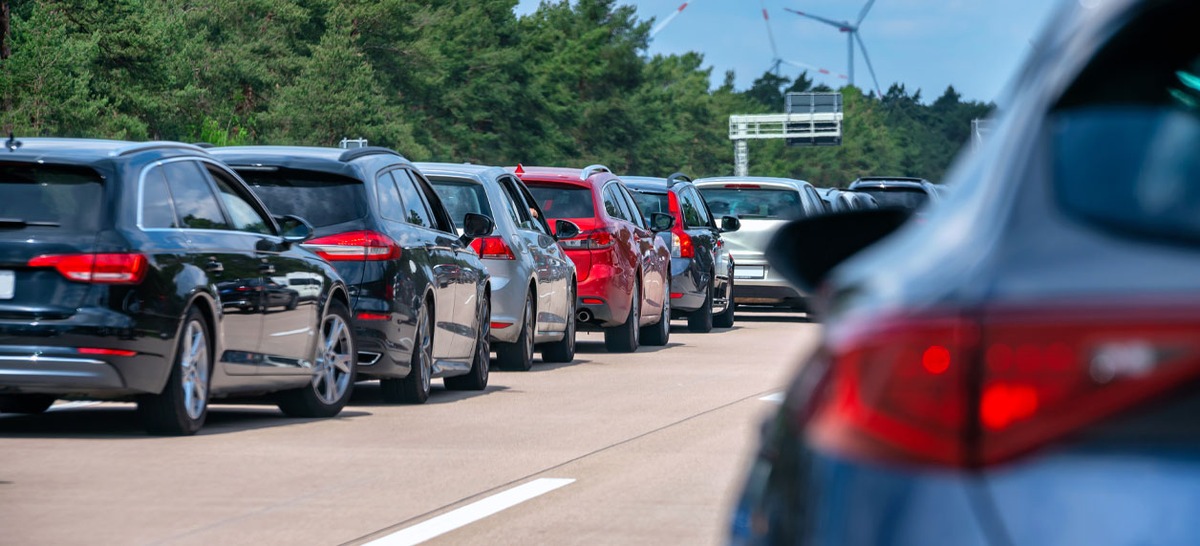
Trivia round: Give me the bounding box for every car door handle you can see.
[259,263,276,274]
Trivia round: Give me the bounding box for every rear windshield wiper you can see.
[0,218,61,228]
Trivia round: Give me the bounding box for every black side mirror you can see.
[277,215,314,244]
[649,212,675,233]
[720,215,741,233]
[460,212,494,243]
[767,208,912,292]
[554,219,581,240]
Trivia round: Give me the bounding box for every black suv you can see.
[847,176,940,211]
[624,173,740,332]
[0,138,355,435]
[211,146,494,405]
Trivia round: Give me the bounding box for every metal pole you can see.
[734,139,749,177]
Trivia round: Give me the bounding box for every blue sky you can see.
[514,0,1062,104]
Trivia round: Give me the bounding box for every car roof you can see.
[211,145,409,179]
[1,138,210,165]
[693,176,812,190]
[415,162,509,183]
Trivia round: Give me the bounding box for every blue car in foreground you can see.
[733,0,1200,544]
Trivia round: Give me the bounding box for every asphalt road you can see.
[0,311,817,546]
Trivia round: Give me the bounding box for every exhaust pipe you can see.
[576,309,593,323]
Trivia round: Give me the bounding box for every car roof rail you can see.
[338,146,404,163]
[191,142,216,149]
[580,164,611,180]
[665,172,692,187]
[110,142,210,157]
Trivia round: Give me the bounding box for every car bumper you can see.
[483,267,527,344]
[348,299,416,380]
[576,264,631,329]
[732,260,805,307]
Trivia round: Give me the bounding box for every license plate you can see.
[734,265,766,279]
[0,270,13,300]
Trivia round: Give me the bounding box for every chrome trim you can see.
[357,351,382,366]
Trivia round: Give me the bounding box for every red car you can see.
[517,165,674,352]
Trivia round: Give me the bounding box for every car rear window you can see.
[236,168,367,228]
[629,190,669,217]
[428,178,493,227]
[527,184,595,219]
[853,188,929,210]
[0,163,104,231]
[697,188,806,220]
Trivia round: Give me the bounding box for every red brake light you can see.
[559,229,615,250]
[78,347,138,357]
[666,193,693,259]
[304,231,400,261]
[469,236,516,260]
[28,253,148,284]
[803,304,1200,468]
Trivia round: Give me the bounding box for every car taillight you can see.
[559,229,614,250]
[803,304,1200,468]
[303,230,400,261]
[27,253,148,284]
[469,236,516,260]
[666,192,692,259]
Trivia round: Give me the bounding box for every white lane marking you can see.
[759,392,784,404]
[270,327,311,337]
[366,478,575,546]
[48,401,102,411]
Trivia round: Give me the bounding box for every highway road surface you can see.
[0,311,817,546]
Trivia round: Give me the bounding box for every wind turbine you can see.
[650,2,693,39]
[784,0,883,98]
[761,1,848,82]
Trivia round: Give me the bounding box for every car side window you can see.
[390,169,436,229]
[679,188,705,228]
[602,185,628,221]
[141,167,180,228]
[687,187,712,226]
[376,171,407,223]
[499,176,548,234]
[409,171,459,234]
[618,186,647,229]
[205,165,274,234]
[160,160,230,230]
[513,178,554,235]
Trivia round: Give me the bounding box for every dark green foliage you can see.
[0,0,990,185]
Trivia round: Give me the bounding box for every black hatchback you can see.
[624,173,741,332]
[211,146,494,405]
[0,138,356,435]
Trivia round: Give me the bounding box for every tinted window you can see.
[630,190,669,222]
[511,178,553,234]
[391,170,435,228]
[141,168,178,229]
[207,167,272,234]
[617,186,647,228]
[528,185,595,219]
[600,185,627,220]
[679,188,706,228]
[497,176,544,232]
[688,188,712,225]
[375,174,407,223]
[854,188,929,210]
[0,163,104,231]
[161,161,229,230]
[238,169,368,229]
[428,177,492,231]
[697,187,807,220]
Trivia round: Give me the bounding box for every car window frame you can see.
[387,168,439,231]
[202,162,278,236]
[499,174,550,235]
[139,157,232,232]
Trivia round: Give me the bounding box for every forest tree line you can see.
[0,0,992,187]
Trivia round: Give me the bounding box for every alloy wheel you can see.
[180,320,210,421]
[312,312,354,405]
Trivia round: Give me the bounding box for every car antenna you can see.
[5,133,21,152]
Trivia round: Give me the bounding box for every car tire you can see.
[278,299,357,418]
[604,282,640,353]
[138,307,212,436]
[713,275,736,329]
[640,285,670,346]
[497,294,535,371]
[688,277,714,333]
[446,295,490,391]
[0,394,55,414]
[382,302,433,404]
[541,283,577,364]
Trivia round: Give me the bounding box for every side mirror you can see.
[460,212,494,243]
[649,212,675,233]
[277,215,314,244]
[767,208,912,292]
[554,219,581,240]
[720,215,741,233]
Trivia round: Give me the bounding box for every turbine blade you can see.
[783,7,848,30]
[781,59,848,80]
[761,1,779,62]
[855,0,877,27]
[650,1,691,38]
[854,32,883,98]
